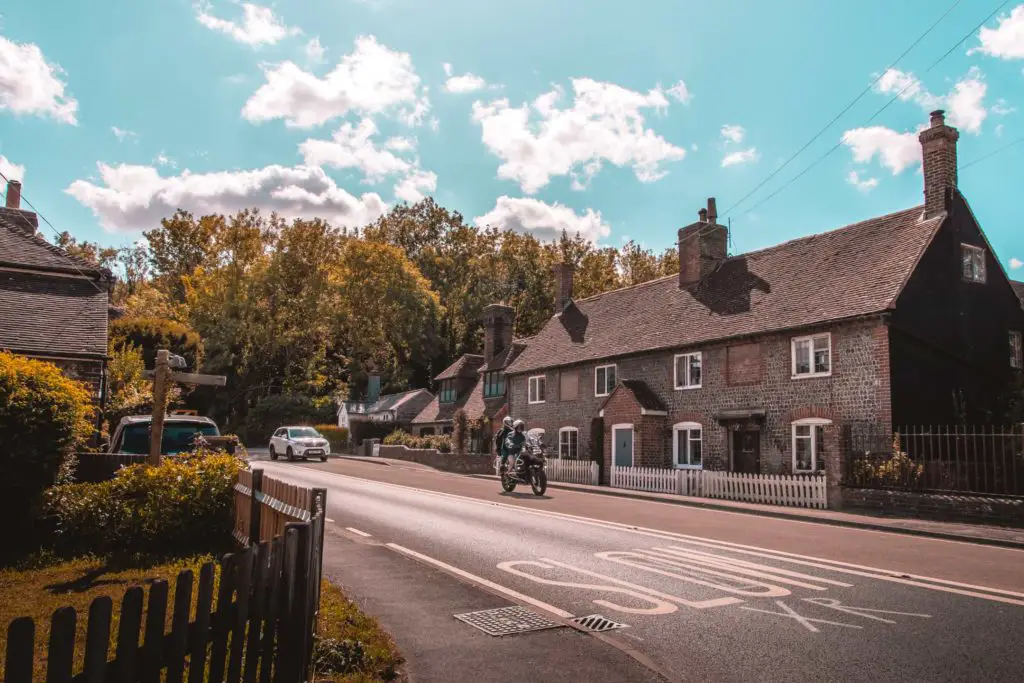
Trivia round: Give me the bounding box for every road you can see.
[253,457,1024,683]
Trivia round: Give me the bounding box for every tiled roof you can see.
[507,206,943,375]
[435,354,484,381]
[0,270,109,357]
[1011,280,1024,303]
[0,210,111,278]
[604,380,667,413]
[345,389,431,415]
[480,341,528,373]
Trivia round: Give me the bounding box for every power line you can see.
[960,135,1024,171]
[727,0,1012,222]
[719,0,966,219]
[0,168,109,293]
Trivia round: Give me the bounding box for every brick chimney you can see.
[678,197,728,288]
[919,110,959,219]
[5,179,22,209]
[482,303,515,363]
[552,262,575,314]
[367,374,381,404]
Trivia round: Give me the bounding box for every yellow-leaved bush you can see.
[43,449,247,560]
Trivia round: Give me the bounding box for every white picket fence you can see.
[611,466,827,509]
[546,458,600,485]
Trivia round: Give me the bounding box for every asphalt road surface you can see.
[254,457,1024,683]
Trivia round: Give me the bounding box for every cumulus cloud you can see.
[873,67,988,134]
[305,38,325,64]
[846,170,879,193]
[112,126,138,142]
[970,5,1024,60]
[0,154,25,181]
[841,126,920,175]
[242,35,428,128]
[442,63,487,93]
[667,81,692,104]
[474,196,611,243]
[721,148,759,167]
[393,169,437,203]
[195,2,300,47]
[1010,257,1023,270]
[471,78,686,194]
[720,124,745,144]
[0,35,78,124]
[66,162,387,233]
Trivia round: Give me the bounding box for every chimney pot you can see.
[679,200,729,289]
[698,208,708,223]
[930,110,946,128]
[707,197,717,224]
[5,180,21,209]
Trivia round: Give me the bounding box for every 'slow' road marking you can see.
[386,543,575,619]
[346,527,371,537]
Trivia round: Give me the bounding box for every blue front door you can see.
[613,427,633,467]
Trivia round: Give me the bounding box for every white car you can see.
[269,426,330,462]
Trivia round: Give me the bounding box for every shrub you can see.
[42,449,246,560]
[0,352,93,548]
[382,429,452,453]
[452,409,469,456]
[314,425,349,452]
[243,394,336,445]
[110,316,204,370]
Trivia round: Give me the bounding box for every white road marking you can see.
[802,598,932,624]
[638,547,837,592]
[345,527,371,537]
[386,543,575,619]
[595,551,791,598]
[739,600,862,633]
[648,546,852,588]
[256,464,1024,605]
[326,518,335,523]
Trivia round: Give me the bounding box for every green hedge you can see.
[243,394,336,445]
[43,449,247,560]
[383,429,452,454]
[313,425,349,452]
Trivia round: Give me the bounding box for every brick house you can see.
[0,180,114,416]
[411,304,527,451]
[505,110,1024,483]
[337,374,433,431]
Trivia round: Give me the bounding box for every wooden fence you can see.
[3,522,321,683]
[609,465,828,509]
[546,458,600,485]
[233,470,323,546]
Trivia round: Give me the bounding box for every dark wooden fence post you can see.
[308,488,327,634]
[249,469,264,545]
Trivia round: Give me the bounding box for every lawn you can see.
[0,556,403,682]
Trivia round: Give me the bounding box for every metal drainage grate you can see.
[570,614,629,633]
[453,606,563,637]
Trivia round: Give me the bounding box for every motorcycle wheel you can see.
[501,475,517,493]
[530,470,548,496]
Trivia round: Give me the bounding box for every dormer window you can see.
[961,244,986,283]
[439,379,457,403]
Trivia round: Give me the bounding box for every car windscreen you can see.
[288,428,320,439]
[120,423,220,455]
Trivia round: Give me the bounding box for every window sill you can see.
[528,400,546,405]
[674,385,702,391]
[791,371,832,380]
[595,392,611,398]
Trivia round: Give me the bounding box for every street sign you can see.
[145,370,227,386]
[147,350,228,465]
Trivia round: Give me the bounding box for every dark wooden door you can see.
[733,430,760,474]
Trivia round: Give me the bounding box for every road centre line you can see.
[261,465,1024,604]
[386,543,575,619]
[346,527,371,537]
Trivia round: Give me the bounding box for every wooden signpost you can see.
[148,349,228,465]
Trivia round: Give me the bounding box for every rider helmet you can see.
[502,416,513,428]
[513,419,525,431]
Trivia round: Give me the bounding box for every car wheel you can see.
[270,445,278,461]
[287,447,295,462]
[320,454,328,462]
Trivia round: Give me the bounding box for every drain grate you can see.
[570,614,629,633]
[453,606,563,637]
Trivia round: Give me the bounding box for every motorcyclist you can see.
[504,420,527,475]
[495,416,514,472]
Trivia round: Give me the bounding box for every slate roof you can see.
[1011,280,1024,303]
[479,341,528,373]
[344,389,432,416]
[0,209,110,278]
[435,354,484,381]
[507,206,944,375]
[606,380,668,413]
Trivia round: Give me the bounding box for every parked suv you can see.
[270,426,330,462]
[108,415,221,455]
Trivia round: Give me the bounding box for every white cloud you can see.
[0,35,78,124]
[971,5,1024,60]
[874,68,942,110]
[393,169,437,203]
[112,126,138,142]
[992,98,1015,115]
[1010,257,1023,269]
[720,124,745,144]
[721,147,759,167]
[841,126,920,175]
[846,170,879,193]
[471,78,686,194]
[444,67,487,94]
[195,2,300,47]
[154,152,177,169]
[242,35,428,128]
[996,123,1006,137]
[385,136,415,152]
[0,154,25,181]
[874,67,988,134]
[474,196,611,243]
[305,38,325,64]
[66,162,386,233]
[667,80,692,104]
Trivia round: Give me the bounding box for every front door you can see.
[733,430,760,474]
[613,426,634,468]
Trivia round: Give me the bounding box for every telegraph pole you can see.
[149,349,170,465]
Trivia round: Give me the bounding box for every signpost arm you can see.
[149,349,169,466]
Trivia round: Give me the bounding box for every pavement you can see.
[252,457,1024,683]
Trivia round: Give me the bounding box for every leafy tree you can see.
[110,316,204,370]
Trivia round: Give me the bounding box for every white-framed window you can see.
[528,375,546,404]
[1011,331,1023,369]
[595,364,617,397]
[792,333,831,378]
[558,427,579,460]
[672,422,702,468]
[961,243,986,283]
[674,352,702,389]
[791,418,831,472]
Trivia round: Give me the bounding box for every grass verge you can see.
[0,557,403,682]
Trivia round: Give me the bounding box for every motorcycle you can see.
[497,432,548,496]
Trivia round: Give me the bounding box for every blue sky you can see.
[1,0,1022,269]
